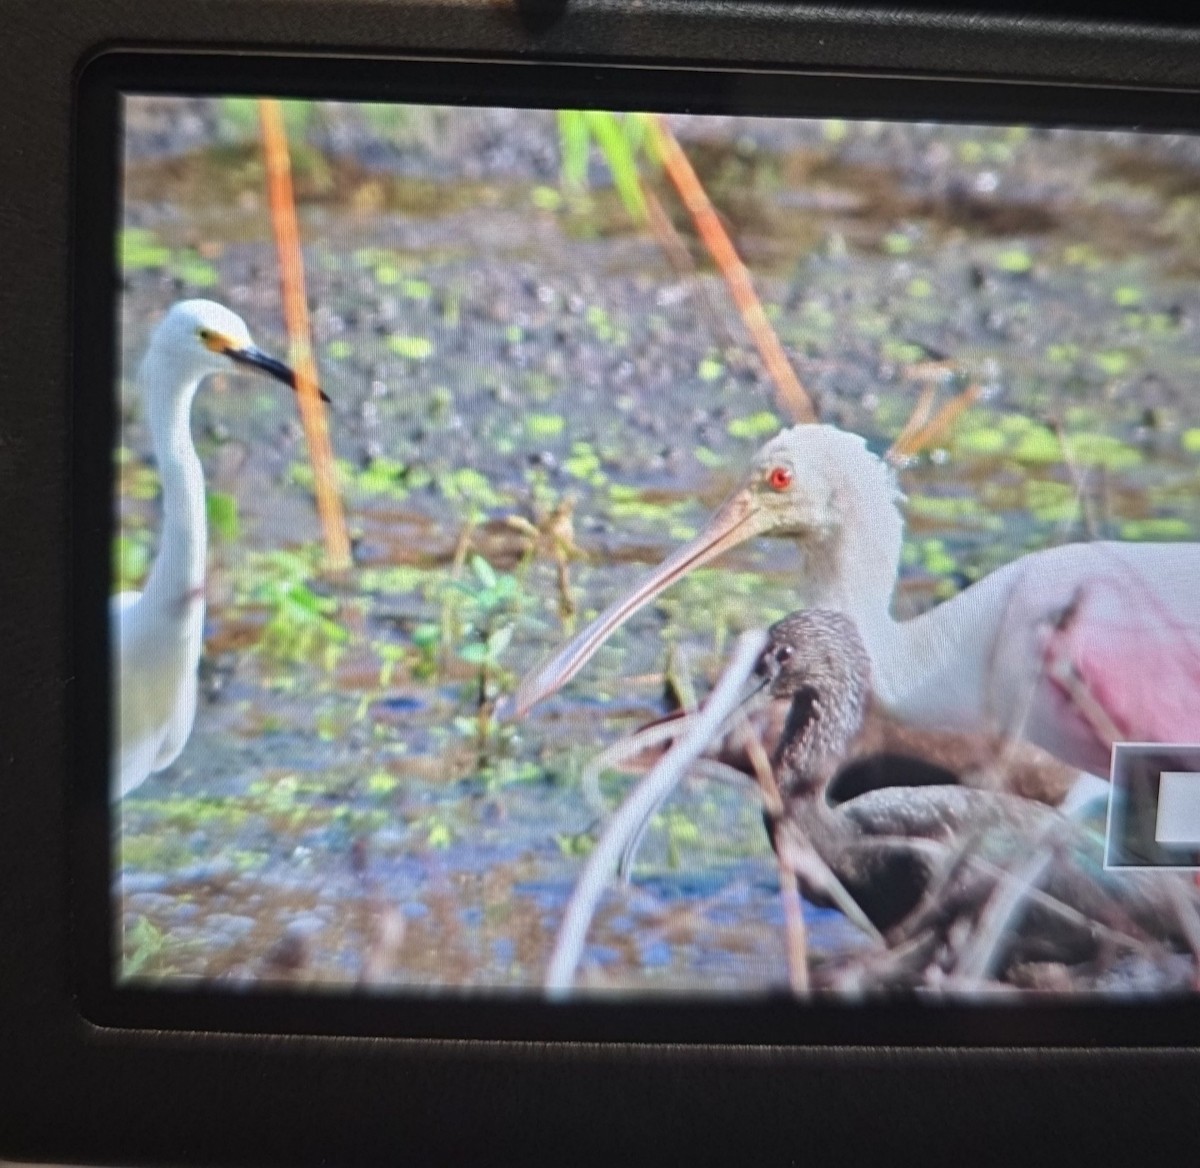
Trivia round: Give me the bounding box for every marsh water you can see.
[115,99,1200,993]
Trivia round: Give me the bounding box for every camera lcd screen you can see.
[109,85,1200,1006]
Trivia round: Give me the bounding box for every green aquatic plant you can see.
[388,334,434,361]
[290,455,434,505]
[1094,349,1132,378]
[119,228,170,271]
[113,532,151,592]
[259,580,347,668]
[563,441,605,485]
[525,412,566,439]
[408,622,441,681]
[115,446,161,497]
[120,831,194,872]
[1024,480,1083,526]
[880,338,929,365]
[365,770,401,798]
[918,539,957,578]
[664,807,702,870]
[411,811,454,850]
[531,186,563,211]
[1069,433,1142,471]
[131,796,253,832]
[217,97,316,141]
[453,556,522,675]
[905,494,1004,532]
[117,229,218,288]
[123,917,171,978]
[949,410,1141,475]
[206,491,240,542]
[441,466,506,514]
[1011,425,1062,465]
[694,445,726,469]
[557,110,653,224]
[1119,517,1194,541]
[584,305,617,343]
[355,456,416,500]
[556,830,595,858]
[448,555,531,767]
[1063,242,1104,269]
[995,247,1034,275]
[243,548,349,669]
[727,411,780,441]
[172,251,219,288]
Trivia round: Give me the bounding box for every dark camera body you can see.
[5,1,1200,1164]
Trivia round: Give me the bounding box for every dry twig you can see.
[647,116,817,425]
[1049,417,1101,539]
[545,630,768,997]
[886,383,983,465]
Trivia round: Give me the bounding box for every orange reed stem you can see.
[647,115,816,425]
[258,99,352,573]
[887,383,937,462]
[887,384,983,463]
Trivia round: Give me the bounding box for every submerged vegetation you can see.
[115,98,1200,990]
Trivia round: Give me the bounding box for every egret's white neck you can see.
[138,347,208,615]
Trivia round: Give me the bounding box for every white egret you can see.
[113,300,304,799]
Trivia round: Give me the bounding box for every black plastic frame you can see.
[7,2,1200,1164]
[74,49,1200,1050]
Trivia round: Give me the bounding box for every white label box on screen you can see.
[1154,772,1200,846]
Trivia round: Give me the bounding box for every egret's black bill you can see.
[227,344,331,403]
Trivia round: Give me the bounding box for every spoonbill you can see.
[113,300,305,799]
[511,425,1200,773]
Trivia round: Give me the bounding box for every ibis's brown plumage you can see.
[756,611,1195,970]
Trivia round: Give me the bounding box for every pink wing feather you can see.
[1032,547,1200,774]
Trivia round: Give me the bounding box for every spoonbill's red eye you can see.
[767,466,793,492]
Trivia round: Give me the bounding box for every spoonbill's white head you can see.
[508,423,905,718]
[734,424,902,542]
[141,299,306,396]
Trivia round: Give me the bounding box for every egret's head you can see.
[147,299,312,396]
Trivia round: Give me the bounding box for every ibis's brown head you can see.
[758,609,873,791]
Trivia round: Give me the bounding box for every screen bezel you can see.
[74,47,1200,1047]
